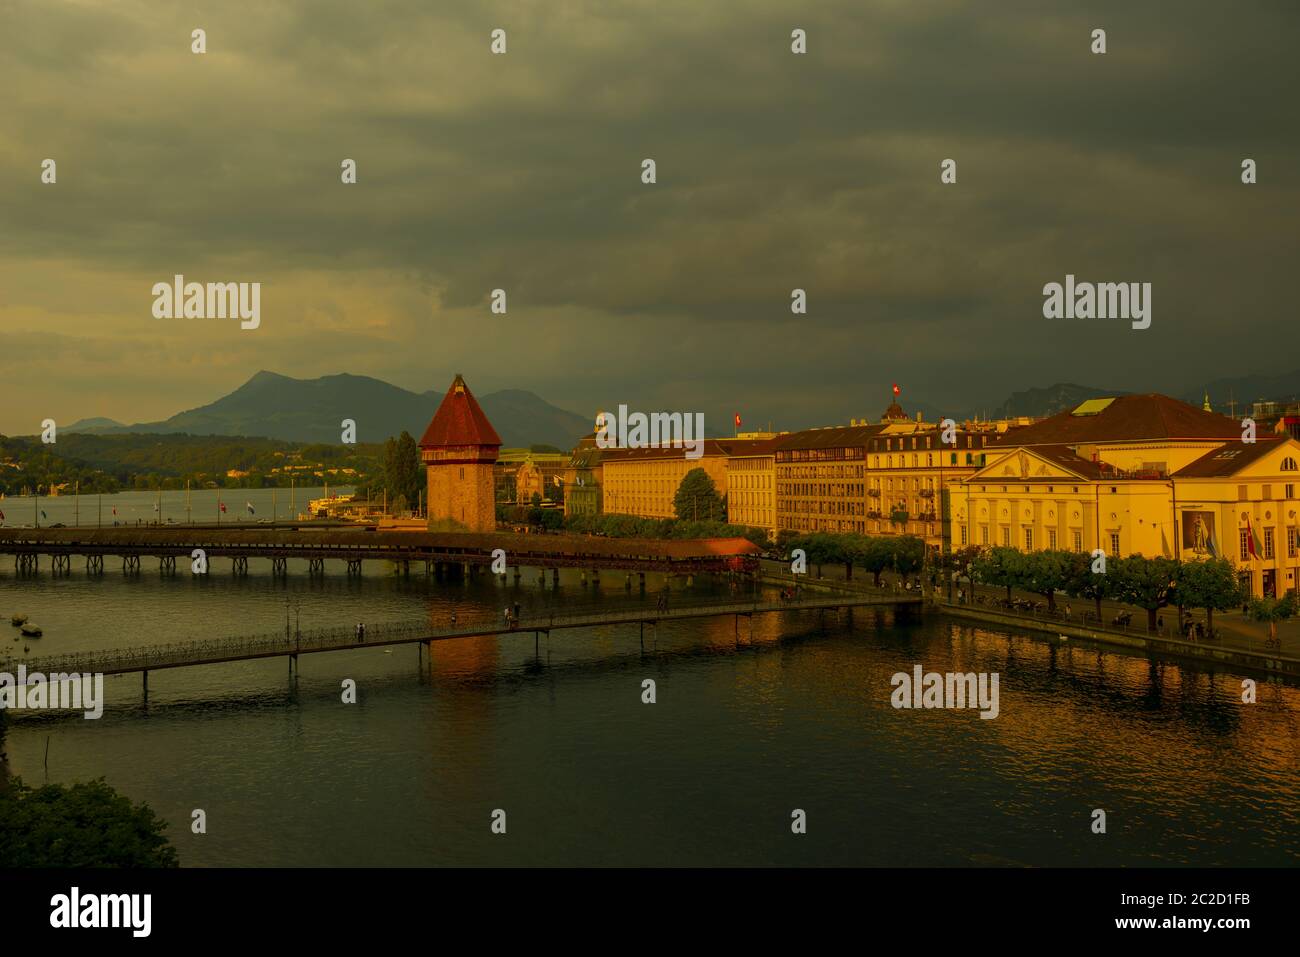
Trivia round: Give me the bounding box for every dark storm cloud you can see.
[0,0,1296,433]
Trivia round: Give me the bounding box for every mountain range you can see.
[63,367,1300,447]
[66,372,594,449]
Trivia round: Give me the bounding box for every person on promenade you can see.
[451,610,457,626]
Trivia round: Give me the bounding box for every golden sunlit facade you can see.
[953,394,1300,597]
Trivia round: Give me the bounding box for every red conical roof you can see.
[418,374,502,449]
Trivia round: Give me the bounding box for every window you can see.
[1264,485,1272,501]
[1264,528,1275,560]
[1049,529,1057,550]
[1109,533,1120,557]
[1287,484,1295,499]
[1238,485,1248,501]
[980,526,989,545]
[1289,528,1298,558]
[1282,457,1298,471]
[1024,528,1033,550]
[1240,529,1250,561]
[1001,527,1011,546]
[1073,530,1082,552]
[961,525,968,546]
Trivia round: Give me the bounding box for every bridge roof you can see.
[0,527,761,561]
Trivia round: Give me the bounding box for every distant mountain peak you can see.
[74,371,591,449]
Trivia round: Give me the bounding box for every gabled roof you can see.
[988,394,1240,446]
[418,374,502,449]
[1174,438,1287,478]
[969,445,1102,482]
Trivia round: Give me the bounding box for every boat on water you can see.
[20,623,43,638]
[11,614,28,627]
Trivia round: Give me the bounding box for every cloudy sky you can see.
[1,0,1296,437]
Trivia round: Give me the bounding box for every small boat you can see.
[1055,634,1069,643]
[11,614,27,627]
[20,623,42,638]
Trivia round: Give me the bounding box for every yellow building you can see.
[953,394,1300,597]
[775,425,879,535]
[602,440,764,520]
[866,427,990,553]
[725,438,782,538]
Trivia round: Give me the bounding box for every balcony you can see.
[867,488,881,498]
[919,489,935,499]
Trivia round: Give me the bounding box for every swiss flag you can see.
[1245,520,1258,558]
[734,413,742,429]
[892,383,901,397]
[220,502,227,513]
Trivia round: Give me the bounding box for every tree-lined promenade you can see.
[772,532,1296,649]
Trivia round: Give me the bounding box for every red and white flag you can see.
[892,383,901,397]
[1245,519,1258,559]
[220,501,227,513]
[734,413,742,429]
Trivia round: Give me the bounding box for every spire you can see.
[1202,391,1212,412]
[418,374,502,449]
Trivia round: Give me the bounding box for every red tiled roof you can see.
[1174,438,1285,478]
[418,374,502,449]
[774,424,886,451]
[989,394,1240,446]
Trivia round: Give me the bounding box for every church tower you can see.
[418,374,502,532]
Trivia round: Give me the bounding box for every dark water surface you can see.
[1,558,1297,867]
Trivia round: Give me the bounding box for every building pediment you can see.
[967,447,1094,483]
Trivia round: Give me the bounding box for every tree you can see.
[1020,550,1073,611]
[859,537,894,587]
[1176,558,1242,636]
[1112,555,1179,632]
[0,777,179,867]
[673,468,724,522]
[972,546,1022,602]
[1247,591,1297,644]
[890,536,926,580]
[1062,550,1113,623]
[382,431,422,514]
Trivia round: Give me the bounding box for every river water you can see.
[1,505,1297,866]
